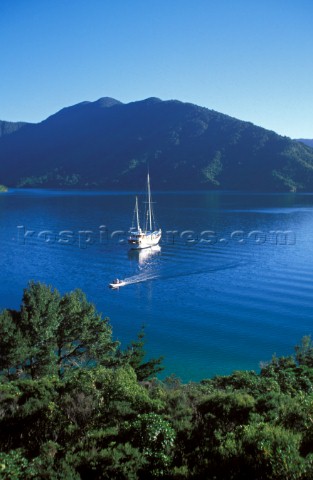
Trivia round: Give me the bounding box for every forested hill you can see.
[0,120,28,138]
[1,97,313,191]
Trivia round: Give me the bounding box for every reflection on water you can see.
[128,245,161,265]
[122,246,162,285]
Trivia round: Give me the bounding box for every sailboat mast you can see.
[147,173,152,231]
[135,196,140,230]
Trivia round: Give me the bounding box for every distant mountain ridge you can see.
[296,139,313,148]
[1,97,313,191]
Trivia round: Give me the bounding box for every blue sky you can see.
[0,0,312,138]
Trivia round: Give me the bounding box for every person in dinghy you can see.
[109,278,126,289]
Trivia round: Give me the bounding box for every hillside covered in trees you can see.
[1,282,313,479]
[0,120,26,139]
[1,97,313,191]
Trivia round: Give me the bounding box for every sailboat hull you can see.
[128,230,162,249]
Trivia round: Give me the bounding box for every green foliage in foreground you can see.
[1,284,313,478]
[0,185,7,192]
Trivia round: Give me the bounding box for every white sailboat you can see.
[128,173,162,249]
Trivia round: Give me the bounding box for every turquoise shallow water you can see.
[1,189,313,381]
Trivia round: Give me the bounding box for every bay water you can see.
[1,189,313,382]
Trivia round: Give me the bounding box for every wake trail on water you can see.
[120,260,247,286]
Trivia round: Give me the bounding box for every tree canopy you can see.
[1,283,313,479]
[0,282,119,380]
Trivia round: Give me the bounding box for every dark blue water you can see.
[1,189,313,381]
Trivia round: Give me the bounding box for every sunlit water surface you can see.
[1,189,313,381]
